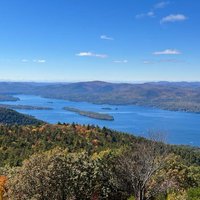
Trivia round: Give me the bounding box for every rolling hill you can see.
[1,81,200,113]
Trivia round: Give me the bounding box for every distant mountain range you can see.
[0,81,200,113]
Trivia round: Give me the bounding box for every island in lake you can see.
[0,104,53,110]
[102,107,112,110]
[102,107,118,111]
[63,107,114,121]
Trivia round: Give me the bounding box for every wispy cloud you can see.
[136,11,155,19]
[136,1,170,19]
[100,35,114,40]
[153,49,181,55]
[154,1,170,9]
[160,14,187,23]
[143,60,155,64]
[76,52,93,57]
[76,52,108,58]
[159,59,185,63]
[22,59,46,63]
[113,60,128,63]
[21,59,28,63]
[143,59,185,64]
[33,59,46,63]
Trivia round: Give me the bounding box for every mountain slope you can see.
[0,107,44,125]
[0,123,199,168]
[1,81,200,113]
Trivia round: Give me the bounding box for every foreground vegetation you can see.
[0,123,199,199]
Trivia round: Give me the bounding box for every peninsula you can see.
[0,104,53,110]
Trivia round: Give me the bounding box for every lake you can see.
[1,94,200,147]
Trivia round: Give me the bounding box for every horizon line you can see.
[0,79,200,84]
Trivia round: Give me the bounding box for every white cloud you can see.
[100,35,114,40]
[33,59,46,63]
[153,49,181,55]
[143,60,154,64]
[154,1,170,9]
[136,11,155,19]
[159,59,184,63]
[147,11,155,17]
[136,1,170,19]
[76,52,93,57]
[76,52,108,58]
[113,60,128,63]
[94,54,108,58]
[21,59,28,63]
[160,14,187,23]
[143,59,184,64]
[136,1,172,21]
[22,59,47,63]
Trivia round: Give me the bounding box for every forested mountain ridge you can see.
[1,81,200,113]
[0,107,44,125]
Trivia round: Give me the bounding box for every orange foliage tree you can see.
[0,176,7,200]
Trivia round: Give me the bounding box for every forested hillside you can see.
[1,81,200,113]
[0,124,199,199]
[0,107,44,125]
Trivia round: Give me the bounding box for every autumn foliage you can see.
[0,124,199,199]
[0,176,7,200]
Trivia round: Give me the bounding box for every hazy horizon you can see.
[0,79,200,84]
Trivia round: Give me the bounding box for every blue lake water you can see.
[1,94,200,147]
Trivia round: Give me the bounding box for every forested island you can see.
[101,107,112,110]
[0,104,53,110]
[64,106,114,121]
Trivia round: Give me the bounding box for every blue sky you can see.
[0,0,199,82]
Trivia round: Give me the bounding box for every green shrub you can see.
[187,187,200,200]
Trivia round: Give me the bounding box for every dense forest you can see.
[0,123,199,199]
[1,81,200,113]
[0,107,44,125]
